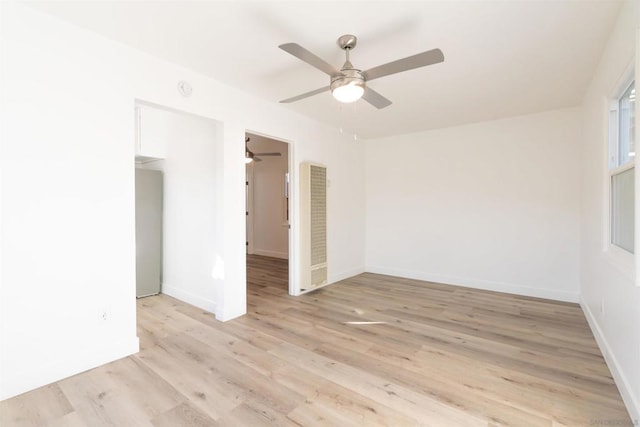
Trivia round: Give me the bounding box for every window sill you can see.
[603,245,635,283]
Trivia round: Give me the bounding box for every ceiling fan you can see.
[245,137,282,164]
[279,34,444,109]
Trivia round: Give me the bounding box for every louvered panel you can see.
[311,266,327,287]
[310,165,327,266]
[300,162,328,291]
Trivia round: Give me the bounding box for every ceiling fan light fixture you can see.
[331,69,365,103]
[332,82,364,103]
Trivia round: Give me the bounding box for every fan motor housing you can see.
[330,68,365,92]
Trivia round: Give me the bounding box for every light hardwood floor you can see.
[1,255,632,426]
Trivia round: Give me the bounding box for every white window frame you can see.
[604,65,635,281]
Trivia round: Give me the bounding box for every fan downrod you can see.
[337,34,357,51]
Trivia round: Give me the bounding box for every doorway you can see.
[245,132,291,294]
[134,102,220,312]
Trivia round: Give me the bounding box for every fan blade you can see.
[279,43,341,76]
[362,48,444,82]
[254,152,282,157]
[280,86,330,104]
[362,87,392,109]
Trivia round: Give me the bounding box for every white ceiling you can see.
[28,1,622,139]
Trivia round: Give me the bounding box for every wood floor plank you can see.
[0,255,632,426]
[0,384,73,426]
[274,365,420,426]
[151,402,218,427]
[57,365,154,426]
[270,342,488,426]
[136,334,244,420]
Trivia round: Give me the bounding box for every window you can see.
[609,78,635,254]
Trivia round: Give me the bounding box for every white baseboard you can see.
[0,336,139,401]
[581,299,639,423]
[329,267,366,284]
[162,284,216,314]
[294,267,365,296]
[252,249,288,260]
[364,265,580,303]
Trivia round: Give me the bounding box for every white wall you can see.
[579,0,640,421]
[365,108,582,302]
[1,3,141,401]
[0,2,366,400]
[248,137,289,259]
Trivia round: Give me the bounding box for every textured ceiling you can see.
[28,1,622,139]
